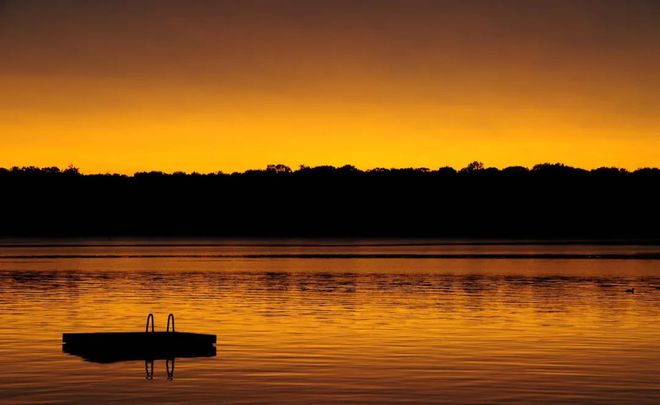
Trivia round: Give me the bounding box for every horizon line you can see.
[2,161,660,177]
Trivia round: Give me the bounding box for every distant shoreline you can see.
[2,164,659,239]
[1,252,660,260]
[1,238,660,248]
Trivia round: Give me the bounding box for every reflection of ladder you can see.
[167,358,175,379]
[144,358,175,380]
[145,359,153,380]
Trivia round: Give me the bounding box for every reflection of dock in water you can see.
[62,314,217,379]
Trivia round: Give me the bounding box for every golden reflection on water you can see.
[0,242,659,404]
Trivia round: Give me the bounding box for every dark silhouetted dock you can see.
[62,314,216,363]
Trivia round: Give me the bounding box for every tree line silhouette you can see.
[1,162,659,239]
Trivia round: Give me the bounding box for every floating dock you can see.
[62,314,216,363]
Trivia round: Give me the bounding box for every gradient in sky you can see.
[1,0,659,173]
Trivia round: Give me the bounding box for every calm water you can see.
[0,241,659,404]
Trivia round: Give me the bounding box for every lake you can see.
[0,241,659,404]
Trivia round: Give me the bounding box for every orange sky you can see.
[1,0,659,173]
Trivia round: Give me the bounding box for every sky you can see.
[1,0,659,173]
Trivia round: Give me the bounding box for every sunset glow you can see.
[2,0,659,173]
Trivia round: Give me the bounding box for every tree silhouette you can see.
[0,163,658,239]
[461,161,484,173]
[266,164,292,174]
